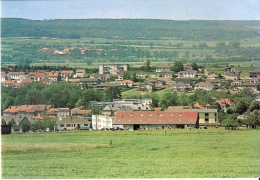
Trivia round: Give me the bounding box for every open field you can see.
[2,129,260,178]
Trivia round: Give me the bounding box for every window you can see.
[67,124,71,127]
[60,124,64,127]
[84,124,88,126]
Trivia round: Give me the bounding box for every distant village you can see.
[1,63,260,133]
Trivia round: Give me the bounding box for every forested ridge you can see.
[2,18,260,40]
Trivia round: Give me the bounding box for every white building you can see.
[91,115,114,130]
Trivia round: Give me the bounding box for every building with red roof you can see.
[217,99,235,112]
[113,111,199,130]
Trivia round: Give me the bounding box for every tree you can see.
[185,51,190,59]
[235,101,248,114]
[103,87,121,102]
[145,59,151,71]
[172,61,183,72]
[248,100,259,112]
[178,93,190,106]
[159,92,178,109]
[43,118,57,131]
[221,114,240,130]
[226,107,234,114]
[228,41,240,49]
[191,62,199,70]
[21,122,31,132]
[216,42,227,49]
[198,42,208,49]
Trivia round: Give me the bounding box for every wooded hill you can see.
[2,18,260,41]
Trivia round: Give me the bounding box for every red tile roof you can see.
[4,80,15,85]
[61,70,73,75]
[35,73,45,78]
[4,105,48,114]
[114,111,198,125]
[217,99,235,106]
[9,72,25,75]
[47,72,59,77]
[76,69,85,73]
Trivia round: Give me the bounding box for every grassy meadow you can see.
[1,129,260,178]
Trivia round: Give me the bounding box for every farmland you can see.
[2,129,260,178]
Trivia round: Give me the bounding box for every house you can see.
[205,79,220,86]
[101,103,152,117]
[93,74,110,81]
[58,117,91,130]
[95,83,121,90]
[113,111,199,130]
[158,71,173,78]
[231,80,243,86]
[3,105,51,117]
[207,72,218,79]
[1,73,11,83]
[1,115,40,133]
[138,84,155,93]
[178,70,197,78]
[13,79,34,88]
[8,72,25,81]
[165,107,218,127]
[224,67,240,80]
[217,99,235,112]
[75,69,86,78]
[41,78,54,85]
[172,82,189,92]
[34,73,46,82]
[174,78,193,85]
[237,82,260,91]
[99,64,129,75]
[194,82,215,91]
[121,80,134,87]
[58,108,71,119]
[91,115,114,130]
[248,78,259,84]
[156,65,171,72]
[71,109,92,117]
[249,69,260,78]
[47,72,60,82]
[149,79,166,86]
[183,63,193,70]
[60,70,74,79]
[136,71,147,79]
[4,80,16,87]
[79,78,101,88]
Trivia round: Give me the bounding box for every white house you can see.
[58,117,91,130]
[92,115,114,130]
[75,69,86,78]
[178,70,197,78]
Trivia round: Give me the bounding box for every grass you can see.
[1,129,260,178]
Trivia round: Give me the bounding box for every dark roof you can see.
[114,111,198,125]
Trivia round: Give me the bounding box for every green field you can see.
[2,129,260,178]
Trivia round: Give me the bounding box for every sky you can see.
[1,0,260,20]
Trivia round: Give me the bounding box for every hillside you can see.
[1,18,260,40]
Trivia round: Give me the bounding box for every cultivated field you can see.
[1,129,260,178]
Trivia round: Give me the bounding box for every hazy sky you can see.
[1,0,260,20]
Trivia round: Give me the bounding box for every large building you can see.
[99,64,129,75]
[113,111,199,131]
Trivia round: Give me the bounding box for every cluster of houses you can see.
[3,96,247,133]
[1,63,260,92]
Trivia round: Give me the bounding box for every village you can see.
[1,63,260,133]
